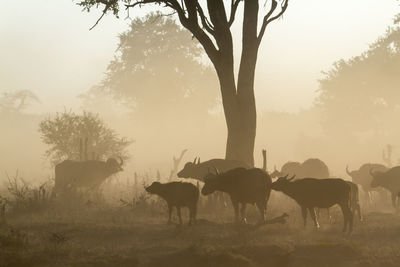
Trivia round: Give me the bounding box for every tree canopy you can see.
[0,90,40,115]
[39,111,132,165]
[93,12,218,119]
[316,15,400,136]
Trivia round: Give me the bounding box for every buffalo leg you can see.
[189,204,197,225]
[391,192,399,212]
[240,203,247,224]
[301,206,307,227]
[308,208,320,229]
[340,204,353,233]
[177,206,182,225]
[356,202,362,221]
[231,198,239,223]
[255,201,266,224]
[167,204,173,224]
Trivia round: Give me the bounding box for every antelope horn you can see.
[288,175,296,181]
[193,157,198,164]
[197,157,201,164]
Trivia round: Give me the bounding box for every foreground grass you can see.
[1,204,400,267]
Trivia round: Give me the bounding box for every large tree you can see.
[76,0,289,166]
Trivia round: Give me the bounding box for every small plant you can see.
[0,227,28,249]
[48,231,69,261]
[3,171,53,214]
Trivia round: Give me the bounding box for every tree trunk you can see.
[225,108,256,167]
[216,60,257,167]
[218,0,259,167]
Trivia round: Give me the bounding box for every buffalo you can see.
[54,157,123,193]
[145,181,199,225]
[370,166,400,211]
[270,158,330,179]
[177,157,250,181]
[201,167,272,224]
[271,158,331,220]
[272,176,353,233]
[177,157,250,207]
[346,163,388,205]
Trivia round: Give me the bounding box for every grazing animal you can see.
[271,158,331,221]
[201,168,272,224]
[370,166,400,211]
[346,181,362,221]
[271,176,353,233]
[54,157,123,192]
[177,157,250,181]
[270,158,330,179]
[145,182,199,225]
[346,163,389,204]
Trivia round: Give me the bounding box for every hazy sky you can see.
[1,0,399,113]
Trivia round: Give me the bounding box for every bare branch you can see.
[89,9,107,30]
[228,0,241,27]
[196,2,215,35]
[257,0,289,43]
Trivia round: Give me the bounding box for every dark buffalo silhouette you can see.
[177,157,250,207]
[177,157,250,181]
[271,158,331,221]
[370,166,400,211]
[271,176,353,233]
[146,181,199,225]
[346,163,389,204]
[54,157,123,192]
[270,158,329,179]
[201,167,272,224]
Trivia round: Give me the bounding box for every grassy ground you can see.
[1,196,400,267]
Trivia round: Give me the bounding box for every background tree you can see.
[39,111,132,165]
[0,90,40,115]
[91,12,218,121]
[316,15,400,141]
[75,0,290,167]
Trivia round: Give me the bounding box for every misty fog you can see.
[1,1,400,266]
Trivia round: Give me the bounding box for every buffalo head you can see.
[201,168,220,195]
[369,168,385,188]
[271,174,296,191]
[106,157,124,173]
[145,182,162,195]
[270,165,282,178]
[177,157,201,178]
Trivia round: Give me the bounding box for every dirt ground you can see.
[1,196,400,267]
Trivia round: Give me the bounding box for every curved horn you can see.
[118,156,124,166]
[193,157,198,164]
[369,168,375,176]
[346,165,351,175]
[197,157,201,164]
[214,167,220,175]
[288,175,296,181]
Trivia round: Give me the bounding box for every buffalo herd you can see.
[54,154,400,234]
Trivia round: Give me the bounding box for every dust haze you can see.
[1,1,400,267]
